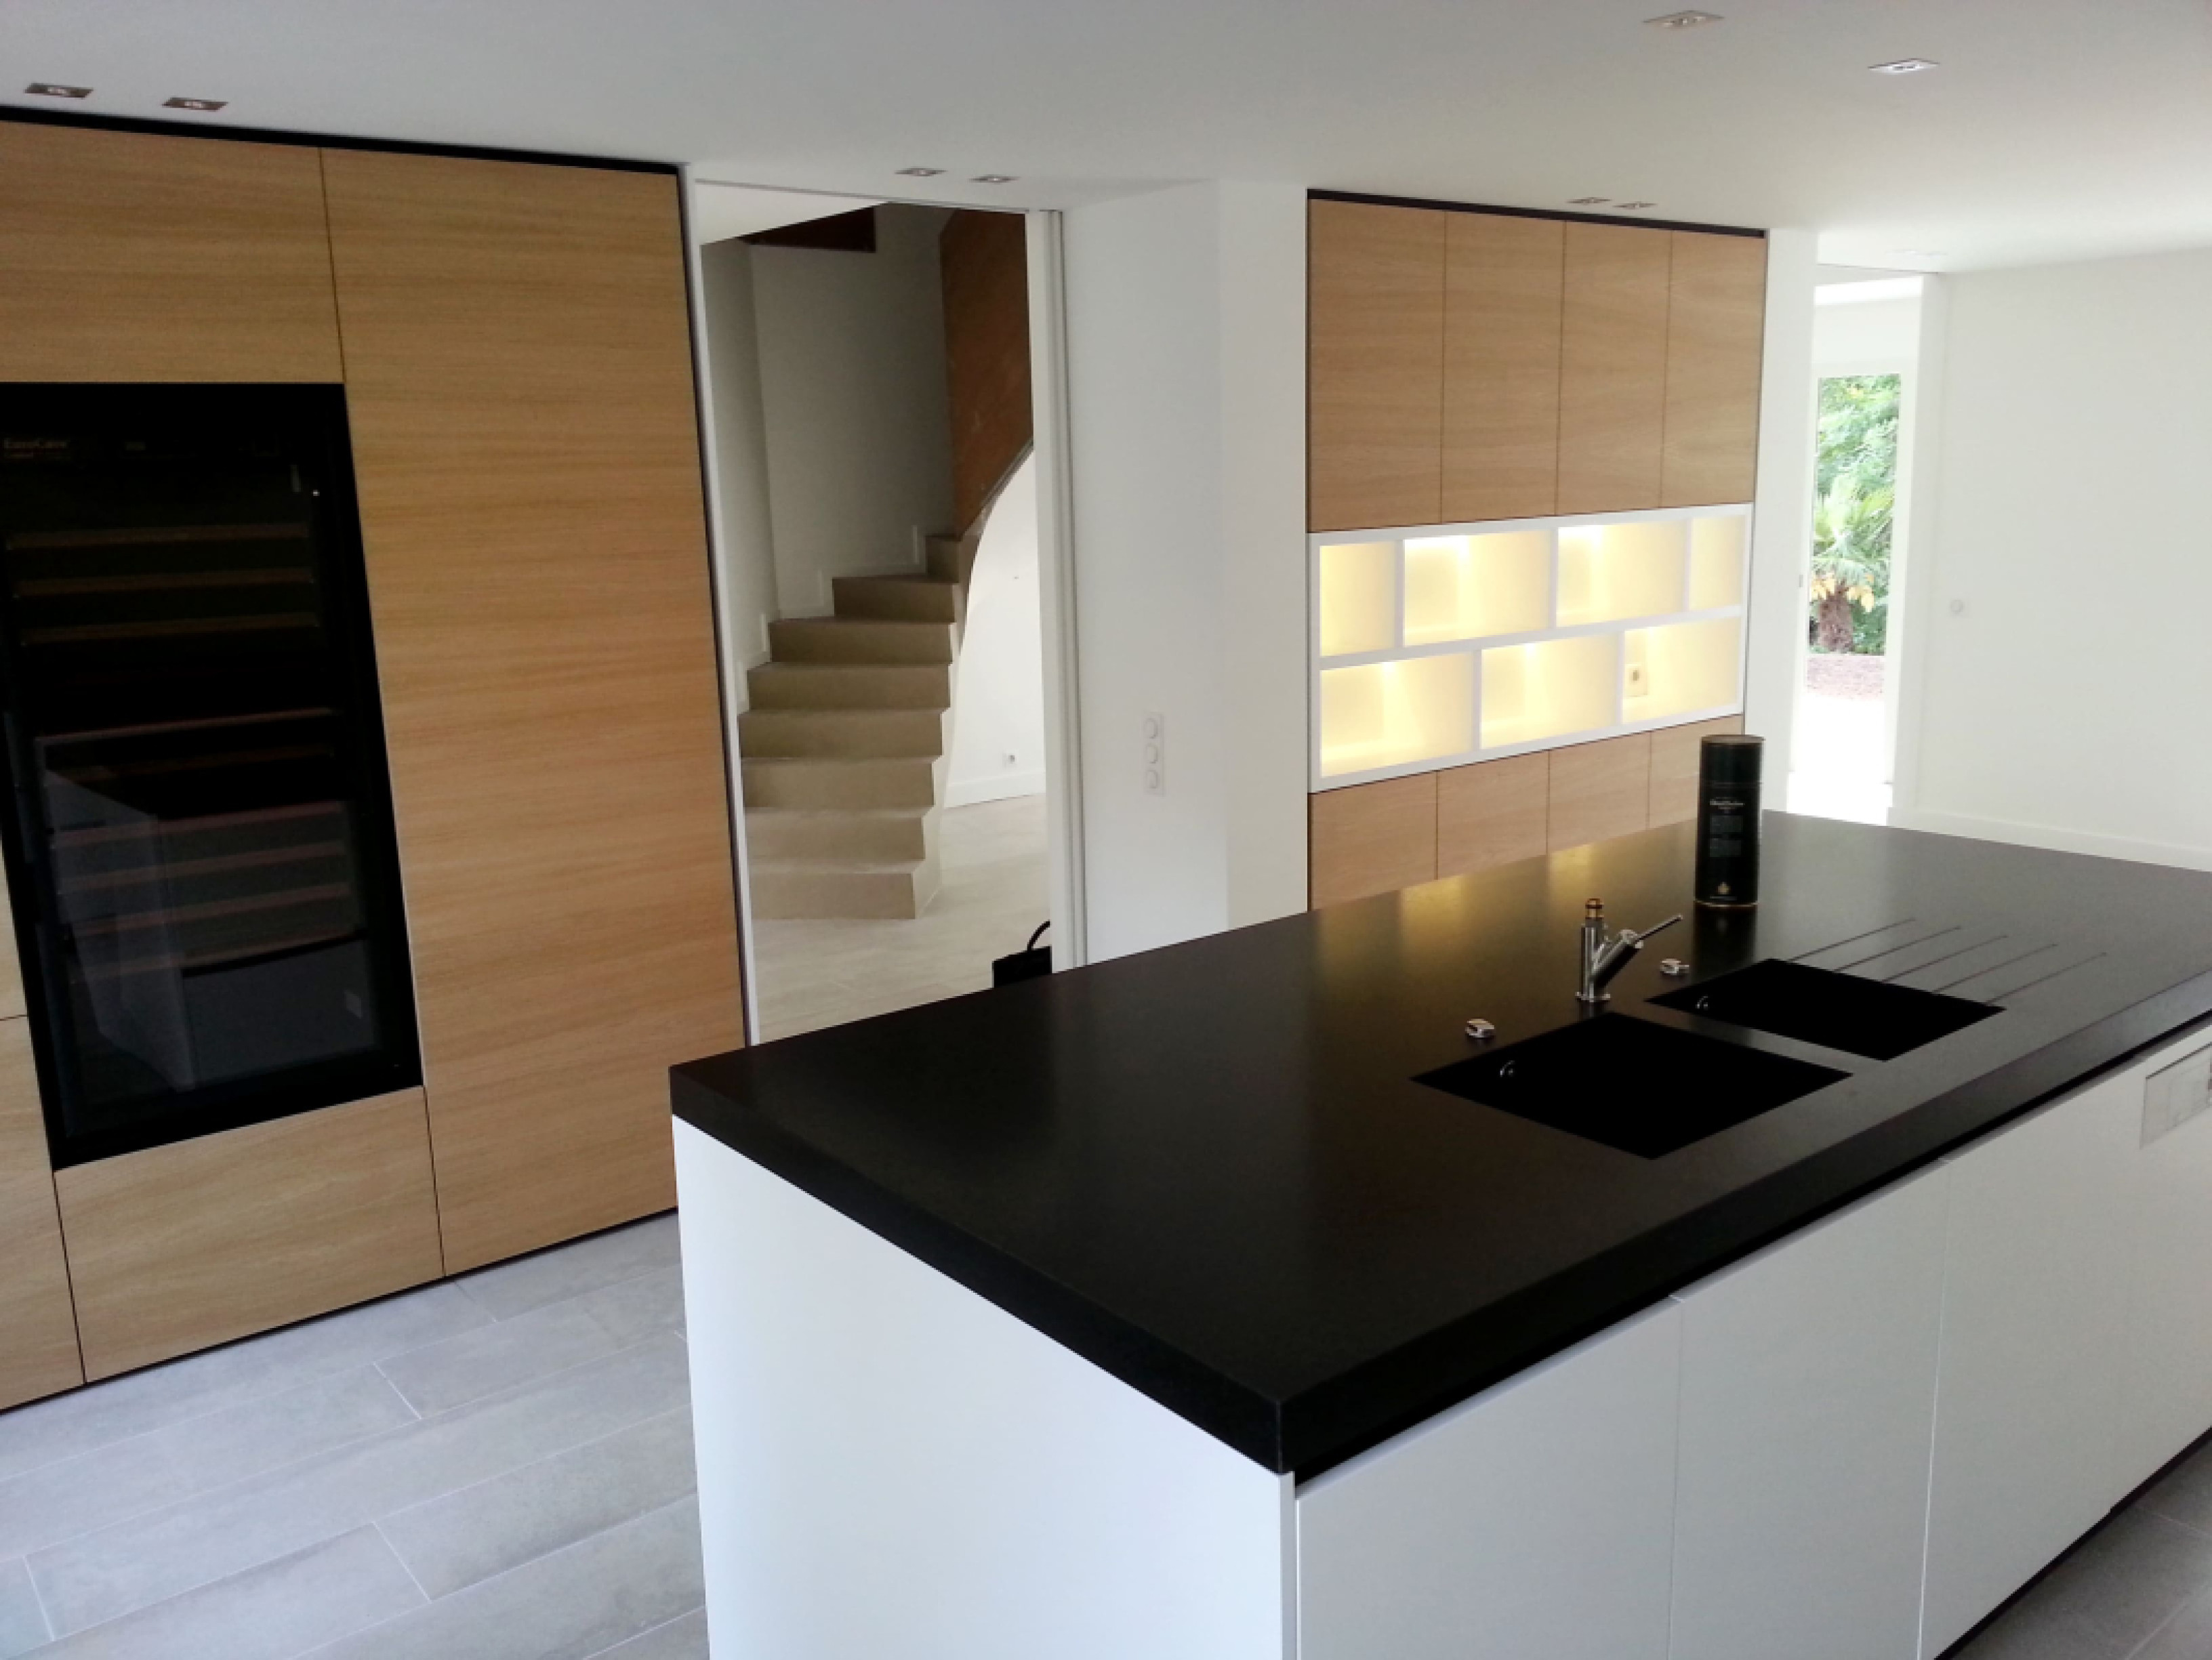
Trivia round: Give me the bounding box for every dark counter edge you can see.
[672,973,2212,1480]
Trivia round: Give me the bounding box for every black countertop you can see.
[673,816,2212,1477]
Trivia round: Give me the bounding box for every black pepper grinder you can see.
[1694,734,1764,909]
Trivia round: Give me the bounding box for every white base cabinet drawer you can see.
[1669,1166,1950,1660]
[1922,1073,2137,1657]
[1297,1303,1681,1660]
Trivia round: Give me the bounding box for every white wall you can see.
[1062,182,1308,961]
[697,238,781,695]
[1741,230,1819,785]
[1896,245,2212,869]
[1814,294,1922,370]
[946,453,1046,806]
[751,205,958,616]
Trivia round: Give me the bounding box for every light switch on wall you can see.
[1143,711,1166,795]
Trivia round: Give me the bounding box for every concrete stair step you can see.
[749,856,941,921]
[738,707,949,760]
[746,807,934,863]
[741,755,943,810]
[768,617,955,666]
[926,533,970,586]
[832,573,962,625]
[745,662,951,711]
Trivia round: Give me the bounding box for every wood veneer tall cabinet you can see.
[322,151,745,1272]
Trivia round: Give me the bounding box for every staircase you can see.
[739,535,974,919]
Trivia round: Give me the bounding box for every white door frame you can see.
[680,175,1089,1043]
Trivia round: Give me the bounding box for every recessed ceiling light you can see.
[1647,10,1723,27]
[971,175,1017,185]
[163,97,226,112]
[1616,201,1660,211]
[897,167,945,178]
[23,83,91,99]
[1870,58,1939,75]
[1568,196,1611,207]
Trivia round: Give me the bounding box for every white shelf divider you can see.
[1312,503,1753,790]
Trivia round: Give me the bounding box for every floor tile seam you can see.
[394,1327,691,1426]
[575,1604,706,1660]
[380,1492,697,1619]
[9,1395,430,1568]
[29,1331,691,1596]
[18,1555,53,1646]
[369,1519,434,1608]
[33,1516,374,1643]
[374,1401,698,1545]
[2135,1501,2212,1543]
[449,1250,684,1332]
[366,1362,424,1422]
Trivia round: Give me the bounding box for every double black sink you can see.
[1418,959,2002,1159]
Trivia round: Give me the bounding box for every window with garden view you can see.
[1811,374,1900,655]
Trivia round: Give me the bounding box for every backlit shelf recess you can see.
[1313,504,1751,786]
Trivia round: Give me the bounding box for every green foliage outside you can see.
[1810,374,1900,655]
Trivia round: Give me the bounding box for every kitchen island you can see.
[673,815,2212,1659]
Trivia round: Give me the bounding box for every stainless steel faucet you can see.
[1578,898,1683,1005]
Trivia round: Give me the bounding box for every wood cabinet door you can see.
[1298,1303,1680,1660]
[1309,776,1437,907]
[1923,1075,2136,1657]
[1309,201,1446,533]
[56,1091,443,1379]
[1671,1168,1949,1660]
[1649,716,1744,827]
[322,152,745,1271]
[1437,754,1549,876]
[1548,734,1652,851]
[0,1020,81,1409]
[0,123,342,383]
[1662,234,1767,508]
[1557,224,1671,516]
[1442,215,1563,524]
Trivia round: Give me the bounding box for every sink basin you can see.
[1415,1015,1849,1159]
[1648,958,2000,1062]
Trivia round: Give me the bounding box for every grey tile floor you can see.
[1951,1438,2212,1659]
[0,1215,702,1660]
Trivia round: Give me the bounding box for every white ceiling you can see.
[7,0,2212,271]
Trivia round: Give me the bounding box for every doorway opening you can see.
[1788,274,1923,825]
[691,188,1055,1041]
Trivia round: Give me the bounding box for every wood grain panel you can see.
[1662,234,1767,508]
[0,863,24,1024]
[1549,734,1653,852]
[1650,715,1746,827]
[0,123,342,383]
[1557,224,1672,516]
[1311,775,1437,908]
[1309,201,1447,533]
[321,152,743,1271]
[0,1019,81,1408]
[941,210,1033,533]
[56,1091,441,1381]
[1437,753,1549,877]
[1443,214,1564,524]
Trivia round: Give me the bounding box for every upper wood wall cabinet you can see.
[1662,232,1769,508]
[0,1020,82,1409]
[1557,224,1673,516]
[0,123,343,383]
[1309,201,1446,533]
[1442,215,1564,524]
[322,152,744,1272]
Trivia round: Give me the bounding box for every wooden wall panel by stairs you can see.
[741,533,974,919]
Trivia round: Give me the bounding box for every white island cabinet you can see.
[1921,1070,2137,1656]
[678,1021,2212,1660]
[1297,1302,1681,1660]
[1669,1165,1950,1660]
